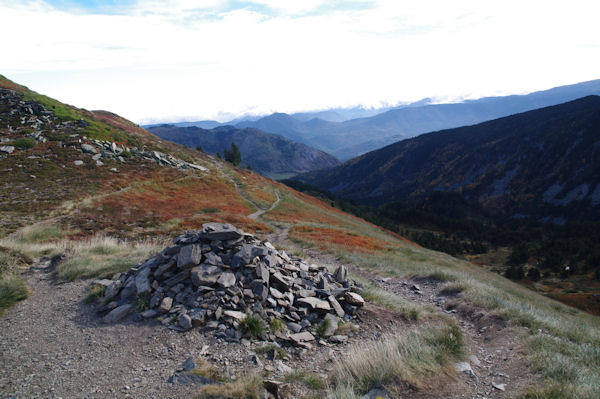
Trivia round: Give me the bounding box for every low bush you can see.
[0,275,28,315]
[11,137,36,150]
[239,314,266,338]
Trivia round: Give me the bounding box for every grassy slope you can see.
[264,184,600,398]
[0,75,598,398]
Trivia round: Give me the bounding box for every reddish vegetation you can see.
[272,183,419,247]
[236,169,277,208]
[92,111,153,138]
[74,171,269,236]
[289,225,393,253]
[556,293,600,316]
[0,79,22,91]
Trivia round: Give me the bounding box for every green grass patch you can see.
[38,236,161,282]
[361,283,431,321]
[283,370,326,390]
[316,316,335,338]
[134,295,149,312]
[11,137,36,150]
[239,314,266,338]
[0,275,28,315]
[84,284,106,304]
[191,359,220,381]
[15,224,66,243]
[256,343,286,360]
[269,317,285,333]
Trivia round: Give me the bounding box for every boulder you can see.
[328,295,345,317]
[81,144,98,154]
[177,244,202,268]
[344,292,365,306]
[289,331,315,343]
[256,263,270,283]
[104,280,122,300]
[333,265,347,283]
[190,265,221,286]
[178,313,193,330]
[216,272,236,288]
[103,304,133,323]
[223,310,246,321]
[135,267,151,295]
[158,297,173,313]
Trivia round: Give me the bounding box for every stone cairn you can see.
[97,223,365,347]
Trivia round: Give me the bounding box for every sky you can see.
[1,0,599,124]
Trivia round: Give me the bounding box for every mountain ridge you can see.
[296,95,600,222]
[147,124,339,179]
[145,79,600,160]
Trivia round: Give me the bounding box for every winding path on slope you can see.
[210,157,281,220]
[247,190,280,220]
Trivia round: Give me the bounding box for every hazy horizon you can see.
[2,0,599,124]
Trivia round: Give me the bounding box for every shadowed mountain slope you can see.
[297,96,600,221]
[147,124,339,179]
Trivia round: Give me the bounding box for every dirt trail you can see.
[210,157,281,220]
[265,224,536,399]
[0,260,207,398]
[247,191,280,220]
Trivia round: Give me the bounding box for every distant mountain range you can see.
[147,125,339,179]
[295,96,600,222]
[145,79,600,160]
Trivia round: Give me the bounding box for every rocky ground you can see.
[266,225,537,399]
[0,203,537,399]
[0,255,405,399]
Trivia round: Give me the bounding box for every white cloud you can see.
[247,0,327,15]
[1,0,599,122]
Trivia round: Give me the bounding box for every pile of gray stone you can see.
[81,140,208,171]
[0,88,207,172]
[0,88,55,147]
[97,223,365,347]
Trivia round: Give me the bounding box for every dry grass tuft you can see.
[195,375,263,399]
[56,236,161,281]
[330,322,464,396]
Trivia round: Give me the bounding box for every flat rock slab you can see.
[330,335,348,344]
[216,272,236,288]
[289,331,315,343]
[223,310,246,320]
[297,297,331,311]
[200,223,243,241]
[168,372,215,386]
[103,304,133,323]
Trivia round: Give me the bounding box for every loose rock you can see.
[97,223,365,348]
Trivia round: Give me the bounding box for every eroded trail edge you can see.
[266,224,535,399]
